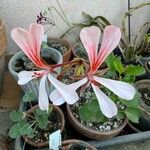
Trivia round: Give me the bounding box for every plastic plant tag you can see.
[49,130,61,150]
[42,34,48,43]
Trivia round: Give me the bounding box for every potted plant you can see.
[0,19,7,95]
[9,91,65,148]
[8,23,63,108]
[48,25,142,140]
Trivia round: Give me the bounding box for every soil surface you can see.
[139,88,150,106]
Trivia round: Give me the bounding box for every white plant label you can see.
[49,130,61,150]
[42,34,48,43]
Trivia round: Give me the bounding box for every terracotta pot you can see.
[0,19,7,95]
[48,37,72,62]
[62,139,97,150]
[23,104,65,148]
[0,140,8,150]
[135,79,150,130]
[67,104,128,140]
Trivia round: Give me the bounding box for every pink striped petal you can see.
[80,26,101,66]
[39,75,49,111]
[91,84,117,118]
[18,70,45,85]
[49,77,87,105]
[93,76,136,100]
[29,23,44,60]
[11,24,45,68]
[48,74,79,105]
[96,25,121,70]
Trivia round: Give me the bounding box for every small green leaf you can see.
[125,107,141,123]
[105,53,116,71]
[126,65,146,76]
[23,91,36,102]
[10,111,23,122]
[9,123,21,139]
[117,111,126,120]
[114,57,125,74]
[91,112,108,123]
[82,12,93,20]
[19,122,33,136]
[122,75,135,83]
[87,99,100,113]
[36,115,48,129]
[79,104,94,121]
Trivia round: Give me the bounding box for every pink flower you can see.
[11,23,82,111]
[50,25,136,118]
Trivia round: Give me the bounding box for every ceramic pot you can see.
[67,104,128,140]
[8,47,63,98]
[23,104,65,148]
[0,19,7,95]
[48,37,72,63]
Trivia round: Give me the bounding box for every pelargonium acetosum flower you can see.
[50,25,136,118]
[11,23,86,111]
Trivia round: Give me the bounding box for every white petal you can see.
[49,77,87,105]
[68,77,88,91]
[93,76,136,100]
[39,75,49,111]
[18,70,45,85]
[50,89,65,105]
[18,71,36,85]
[48,74,79,105]
[91,84,117,118]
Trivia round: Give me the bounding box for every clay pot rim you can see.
[128,122,141,133]
[67,104,128,135]
[62,139,97,150]
[47,37,72,57]
[22,104,65,148]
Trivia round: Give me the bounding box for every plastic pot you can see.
[67,104,128,140]
[48,37,72,63]
[8,47,63,98]
[22,104,65,148]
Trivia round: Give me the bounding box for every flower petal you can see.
[49,77,87,105]
[18,70,45,85]
[96,25,121,70]
[94,76,136,100]
[50,89,65,105]
[29,23,44,60]
[18,71,36,85]
[68,77,88,91]
[48,74,79,105]
[80,26,101,66]
[39,75,49,111]
[11,23,45,68]
[91,84,117,118]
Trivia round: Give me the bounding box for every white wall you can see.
[0,0,149,54]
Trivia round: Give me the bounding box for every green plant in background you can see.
[9,91,53,139]
[79,54,146,123]
[121,2,150,62]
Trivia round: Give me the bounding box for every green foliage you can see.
[23,91,36,102]
[79,99,107,123]
[9,92,53,139]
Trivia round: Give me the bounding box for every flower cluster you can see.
[11,23,136,118]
